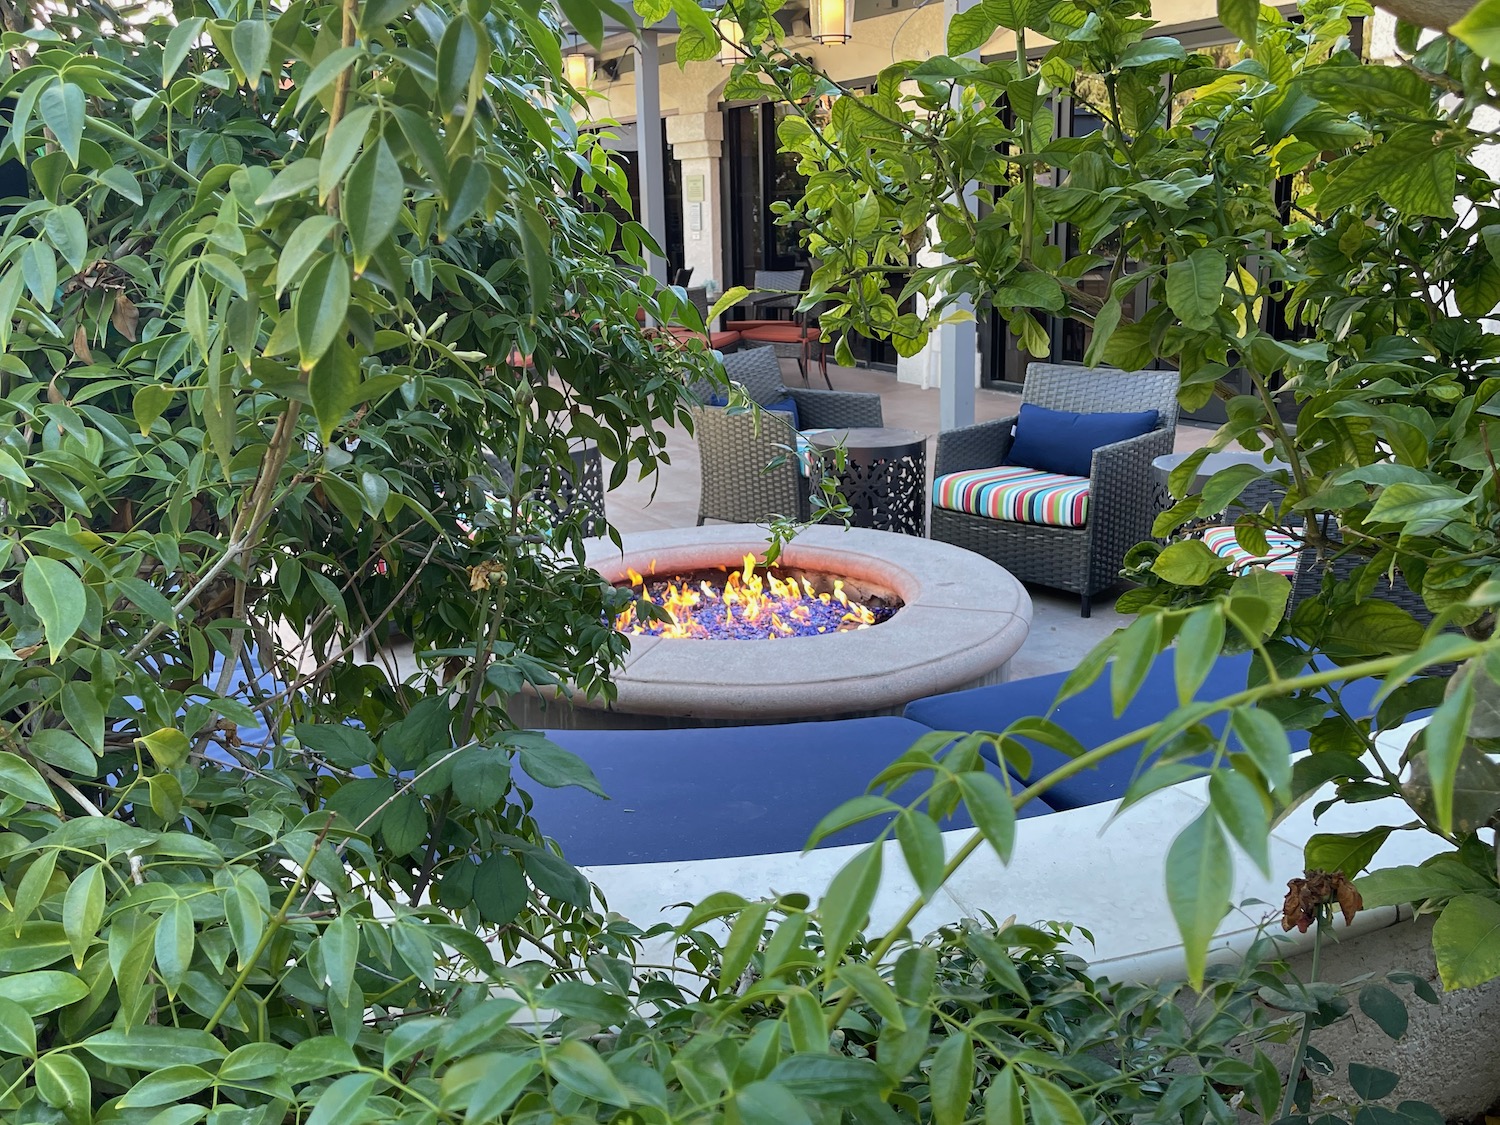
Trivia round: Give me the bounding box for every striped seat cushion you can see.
[1200,526,1300,576]
[932,467,1090,528]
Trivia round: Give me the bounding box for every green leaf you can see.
[437,15,482,112]
[1023,1073,1087,1125]
[457,1052,540,1120]
[1111,613,1163,716]
[231,18,272,83]
[1153,539,1228,586]
[736,1080,814,1125]
[162,18,207,85]
[1348,1062,1400,1102]
[1453,0,1500,60]
[1165,248,1226,331]
[62,863,103,968]
[320,912,359,1004]
[947,4,1000,54]
[1304,827,1392,879]
[930,1032,973,1125]
[1432,895,1500,990]
[138,728,191,770]
[30,729,94,776]
[0,997,36,1057]
[80,1026,227,1068]
[306,1073,377,1125]
[36,1053,89,1110]
[517,739,606,796]
[986,1067,1023,1125]
[155,898,194,996]
[39,82,84,166]
[1208,770,1270,876]
[1358,983,1409,1040]
[451,746,510,810]
[295,254,351,370]
[894,809,945,897]
[343,138,402,272]
[277,215,340,296]
[473,853,527,925]
[956,770,1017,861]
[546,1039,630,1107]
[295,46,365,113]
[133,383,174,435]
[1217,0,1257,45]
[0,971,88,1015]
[1366,481,1471,527]
[1166,808,1231,987]
[819,844,882,964]
[381,792,427,856]
[525,850,590,908]
[1420,672,1476,835]
[806,794,899,849]
[1174,607,1225,704]
[442,156,491,234]
[44,206,87,273]
[1230,707,1293,798]
[1318,128,1459,219]
[23,556,86,662]
[836,962,903,1023]
[518,202,553,316]
[0,752,57,809]
[118,1065,215,1107]
[318,103,375,204]
[309,339,361,442]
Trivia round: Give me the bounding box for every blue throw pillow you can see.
[706,393,799,429]
[1004,403,1159,478]
[764,395,799,429]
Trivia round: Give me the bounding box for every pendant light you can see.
[715,12,743,65]
[564,48,593,88]
[809,0,852,44]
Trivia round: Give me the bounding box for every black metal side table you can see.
[808,427,927,537]
[488,443,606,535]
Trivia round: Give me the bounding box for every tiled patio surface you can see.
[601,359,1221,680]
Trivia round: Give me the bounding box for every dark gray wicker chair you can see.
[931,363,1180,616]
[691,346,883,525]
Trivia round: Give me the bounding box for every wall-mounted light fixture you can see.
[715,13,743,65]
[809,0,852,44]
[564,48,593,88]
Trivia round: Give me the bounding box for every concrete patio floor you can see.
[599,359,1221,680]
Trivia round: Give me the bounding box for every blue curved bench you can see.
[903,651,1387,810]
[522,716,1057,866]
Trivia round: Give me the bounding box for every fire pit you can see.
[513,525,1031,729]
[616,554,900,640]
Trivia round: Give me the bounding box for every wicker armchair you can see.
[931,364,1180,616]
[692,346,883,525]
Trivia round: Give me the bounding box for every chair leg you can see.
[1080,595,1091,619]
[796,354,808,384]
[819,345,832,390]
[697,514,706,526]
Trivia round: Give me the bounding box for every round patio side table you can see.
[808,427,927,537]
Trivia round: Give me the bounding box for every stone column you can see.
[665,112,725,310]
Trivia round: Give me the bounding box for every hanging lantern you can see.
[564,50,593,88]
[716,15,743,65]
[809,0,852,44]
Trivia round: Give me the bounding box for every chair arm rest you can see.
[789,389,884,429]
[1088,428,1176,541]
[934,417,1016,477]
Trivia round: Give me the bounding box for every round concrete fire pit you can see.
[515,524,1031,728]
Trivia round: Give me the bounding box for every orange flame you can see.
[616,554,876,639]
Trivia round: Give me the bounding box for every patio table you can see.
[808,427,927,537]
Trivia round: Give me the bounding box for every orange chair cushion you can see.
[739,324,821,344]
[666,326,743,349]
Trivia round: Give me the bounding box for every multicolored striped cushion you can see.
[932,467,1091,528]
[1200,526,1300,576]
